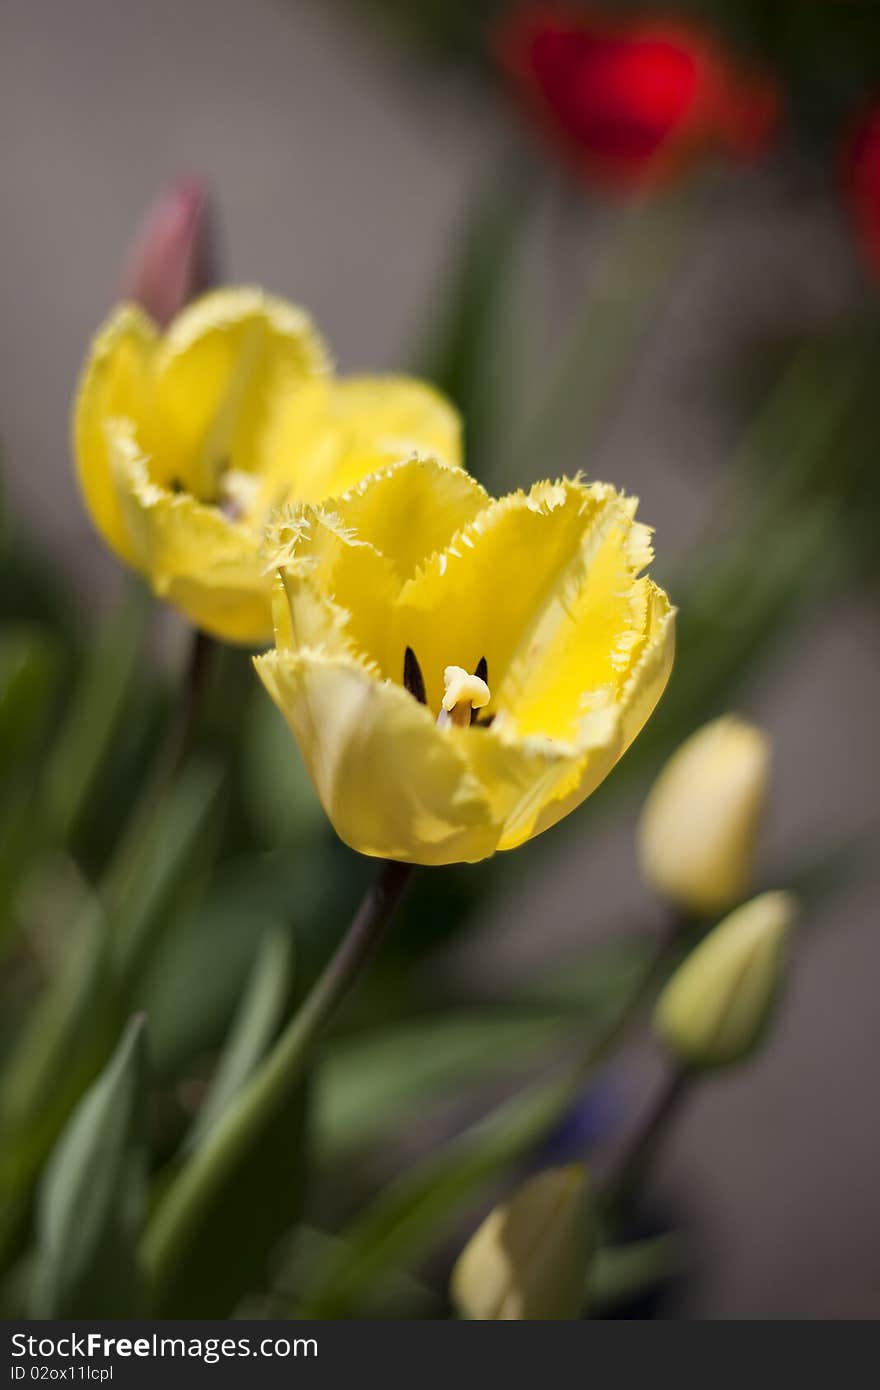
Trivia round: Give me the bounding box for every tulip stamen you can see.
[403,646,427,705]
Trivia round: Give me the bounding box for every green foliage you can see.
[32,1015,148,1317]
[142,924,306,1318]
[0,626,61,777]
[40,581,151,845]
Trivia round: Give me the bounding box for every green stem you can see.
[162,627,215,782]
[603,1065,691,1210]
[143,857,415,1307]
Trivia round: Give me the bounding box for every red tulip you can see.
[119,176,215,324]
[494,6,780,193]
[844,104,880,280]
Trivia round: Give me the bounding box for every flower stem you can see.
[143,857,415,1308]
[603,1066,691,1210]
[163,627,215,780]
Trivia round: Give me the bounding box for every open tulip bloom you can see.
[73,288,462,644]
[256,458,674,865]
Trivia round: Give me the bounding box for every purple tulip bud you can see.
[119,176,215,324]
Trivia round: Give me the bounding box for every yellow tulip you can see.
[255,458,675,865]
[637,715,770,916]
[72,288,462,645]
[451,1165,592,1320]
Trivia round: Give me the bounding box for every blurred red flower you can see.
[844,104,880,279]
[494,5,780,193]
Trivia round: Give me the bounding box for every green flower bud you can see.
[655,890,796,1070]
[638,715,770,916]
[451,1165,592,1320]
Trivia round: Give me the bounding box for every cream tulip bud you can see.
[637,715,770,916]
[450,1165,592,1320]
[655,890,796,1070]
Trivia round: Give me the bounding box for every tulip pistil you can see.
[440,664,491,729]
[402,649,493,728]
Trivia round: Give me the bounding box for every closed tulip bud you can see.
[119,176,215,325]
[655,890,796,1070]
[637,715,770,916]
[451,1165,592,1320]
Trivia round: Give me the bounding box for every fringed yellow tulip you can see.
[255,457,675,865]
[73,288,461,645]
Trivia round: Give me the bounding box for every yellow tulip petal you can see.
[394,479,650,728]
[267,505,401,672]
[320,455,487,580]
[111,434,272,645]
[462,724,591,851]
[496,496,655,741]
[255,376,463,515]
[154,287,330,498]
[523,584,675,845]
[72,304,160,566]
[255,650,496,865]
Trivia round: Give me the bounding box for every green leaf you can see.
[315,1009,574,1160]
[41,580,151,843]
[0,894,115,1205]
[146,1078,310,1317]
[0,760,222,1269]
[32,1015,148,1317]
[0,625,61,776]
[299,1076,574,1318]
[299,936,666,1318]
[241,686,325,849]
[588,1235,685,1315]
[184,922,295,1151]
[108,757,224,986]
[141,920,305,1317]
[141,851,307,1077]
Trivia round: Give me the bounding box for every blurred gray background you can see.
[2,0,878,1318]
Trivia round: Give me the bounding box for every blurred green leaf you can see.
[0,625,61,776]
[0,628,63,948]
[109,757,224,986]
[588,1235,685,1316]
[241,686,325,849]
[141,851,310,1077]
[41,580,151,843]
[146,1075,310,1317]
[31,1015,148,1317]
[142,921,306,1316]
[299,1075,573,1317]
[276,1225,438,1320]
[0,759,222,1269]
[184,922,295,1152]
[315,1008,574,1159]
[0,895,114,1204]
